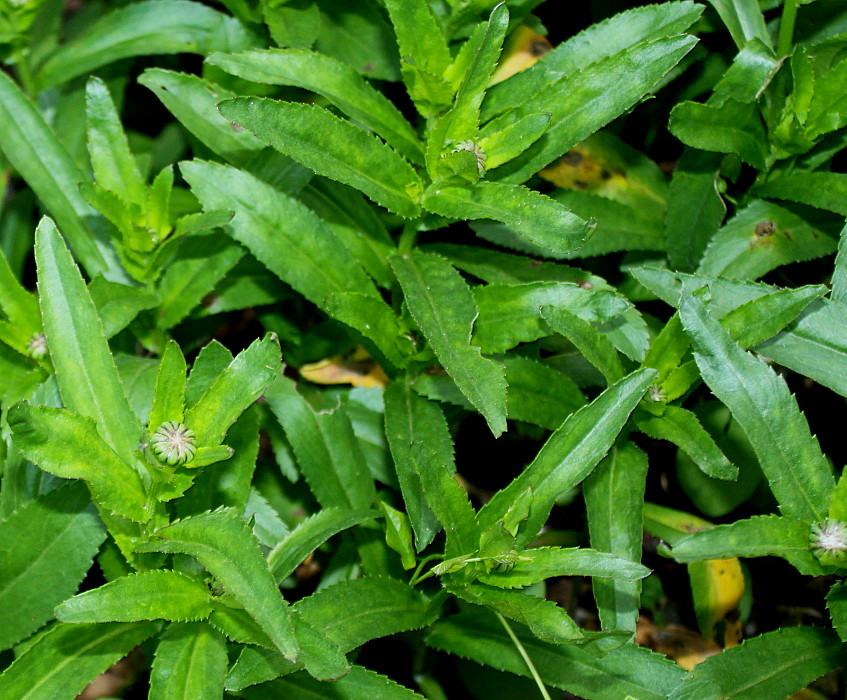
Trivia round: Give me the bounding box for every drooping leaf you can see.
[35,0,259,90]
[218,99,422,218]
[55,570,212,623]
[500,355,585,431]
[667,627,842,700]
[238,665,425,699]
[134,508,299,660]
[754,171,847,217]
[0,622,159,700]
[390,251,507,436]
[149,622,228,700]
[0,482,105,649]
[679,293,834,521]
[477,368,656,546]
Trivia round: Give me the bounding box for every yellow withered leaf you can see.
[489,25,551,86]
[299,346,388,389]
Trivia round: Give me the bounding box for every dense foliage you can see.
[1,0,847,697]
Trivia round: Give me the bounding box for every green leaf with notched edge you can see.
[669,99,768,169]
[383,0,450,77]
[8,403,148,523]
[207,49,422,164]
[149,340,187,430]
[34,0,259,90]
[482,2,703,120]
[671,515,824,576]
[428,612,685,700]
[267,508,378,584]
[487,35,698,184]
[218,99,422,218]
[499,355,585,431]
[55,570,212,623]
[707,0,770,51]
[636,406,737,480]
[380,502,416,570]
[384,380,478,556]
[134,508,299,661]
[477,368,655,547]
[826,581,847,643]
[450,584,584,644]
[679,294,834,522]
[239,665,425,699]
[831,223,847,304]
[87,277,158,340]
[541,304,625,386]
[423,182,593,257]
[85,77,146,206]
[668,627,842,700]
[0,76,121,281]
[390,251,507,436]
[181,160,379,308]
[0,482,106,649]
[149,622,227,700]
[585,442,648,634]
[184,333,281,448]
[698,199,835,280]
[186,341,232,407]
[754,171,847,217]
[805,57,847,139]
[479,114,551,171]
[291,613,350,681]
[479,547,649,589]
[35,217,143,466]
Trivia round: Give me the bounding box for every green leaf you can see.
[55,570,212,623]
[0,75,121,281]
[85,77,146,206]
[238,665,425,699]
[541,304,625,385]
[207,49,423,164]
[139,69,308,190]
[267,508,377,583]
[479,113,551,170]
[291,614,350,681]
[636,406,737,481]
[487,35,698,184]
[186,341,232,407]
[0,482,106,649]
[667,627,842,700]
[149,622,228,700]
[664,150,726,272]
[8,403,148,523]
[0,622,159,700]
[184,333,281,447]
[35,217,143,465]
[391,251,507,436]
[34,0,259,90]
[422,182,593,257]
[149,340,187,430]
[383,380,478,556]
[669,99,768,169]
[478,368,656,547]
[805,57,847,139]
[451,584,585,644]
[670,515,824,576]
[698,199,836,280]
[482,2,703,120]
[712,39,780,104]
[134,508,299,660]
[679,293,834,521]
[380,502,416,570]
[0,246,41,356]
[88,277,159,339]
[181,160,379,309]
[754,171,847,217]
[826,580,847,643]
[831,223,847,304]
[584,442,648,633]
[500,355,585,431]
[473,282,627,355]
[706,0,771,51]
[218,99,422,218]
[427,612,685,699]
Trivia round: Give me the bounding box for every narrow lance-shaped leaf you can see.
[149,340,187,430]
[8,403,148,523]
[390,250,507,436]
[134,508,299,660]
[238,665,426,700]
[55,570,212,623]
[383,0,451,76]
[706,0,771,51]
[0,75,121,281]
[423,182,593,257]
[35,217,143,466]
[207,49,423,164]
[831,222,847,304]
[668,627,842,700]
[679,293,834,521]
[478,368,656,546]
[0,482,106,649]
[149,622,228,700]
[0,622,159,700]
[218,98,422,218]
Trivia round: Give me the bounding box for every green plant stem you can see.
[409,553,444,586]
[495,612,551,700]
[397,220,419,256]
[13,46,36,97]
[777,0,800,57]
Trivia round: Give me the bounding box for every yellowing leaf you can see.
[689,558,745,642]
[636,617,721,671]
[299,346,388,389]
[489,26,551,86]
